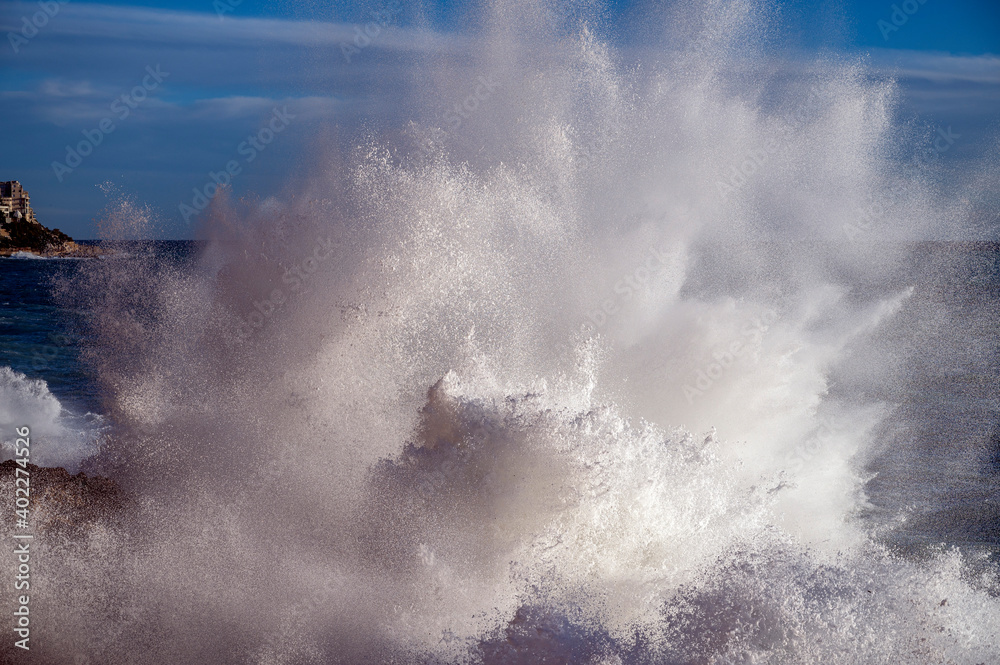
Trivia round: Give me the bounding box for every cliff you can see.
[0,214,102,257]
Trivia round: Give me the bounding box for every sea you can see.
[2,2,1000,662]
[0,241,197,470]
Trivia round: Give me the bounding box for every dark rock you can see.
[0,460,123,536]
[0,212,107,257]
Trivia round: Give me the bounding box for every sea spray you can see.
[8,0,1000,662]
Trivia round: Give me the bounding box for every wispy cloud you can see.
[1,1,997,238]
[867,48,1000,85]
[182,95,343,121]
[1,1,463,52]
[3,86,341,126]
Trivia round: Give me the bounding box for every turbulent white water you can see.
[0,367,103,471]
[8,0,999,662]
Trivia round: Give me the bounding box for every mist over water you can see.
[9,0,1000,662]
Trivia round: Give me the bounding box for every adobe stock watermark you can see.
[415,75,502,159]
[340,0,402,63]
[51,65,170,183]
[716,136,780,202]
[213,0,243,20]
[179,106,295,224]
[842,199,886,242]
[842,124,959,240]
[573,134,614,173]
[783,415,837,475]
[682,309,778,404]
[225,235,340,348]
[441,76,501,130]
[581,244,677,335]
[878,0,930,41]
[911,125,960,169]
[7,0,68,54]
[256,572,345,660]
[716,86,825,203]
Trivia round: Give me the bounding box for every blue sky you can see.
[1,0,998,239]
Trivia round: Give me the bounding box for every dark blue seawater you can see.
[0,241,198,414]
[1,249,100,412]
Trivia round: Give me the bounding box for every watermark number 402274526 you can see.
[11,426,33,651]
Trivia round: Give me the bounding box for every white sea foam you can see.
[0,366,104,472]
[14,0,1000,662]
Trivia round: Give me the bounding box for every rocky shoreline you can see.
[0,460,122,537]
[0,216,107,257]
[0,241,107,258]
[1,180,110,257]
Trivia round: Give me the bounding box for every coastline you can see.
[0,241,109,258]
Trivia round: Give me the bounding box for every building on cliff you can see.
[0,181,38,224]
[0,179,80,255]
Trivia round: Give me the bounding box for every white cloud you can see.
[0,69,342,124]
[866,48,1000,85]
[1,1,464,53]
[183,95,343,121]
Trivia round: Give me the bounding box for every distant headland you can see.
[0,180,102,257]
